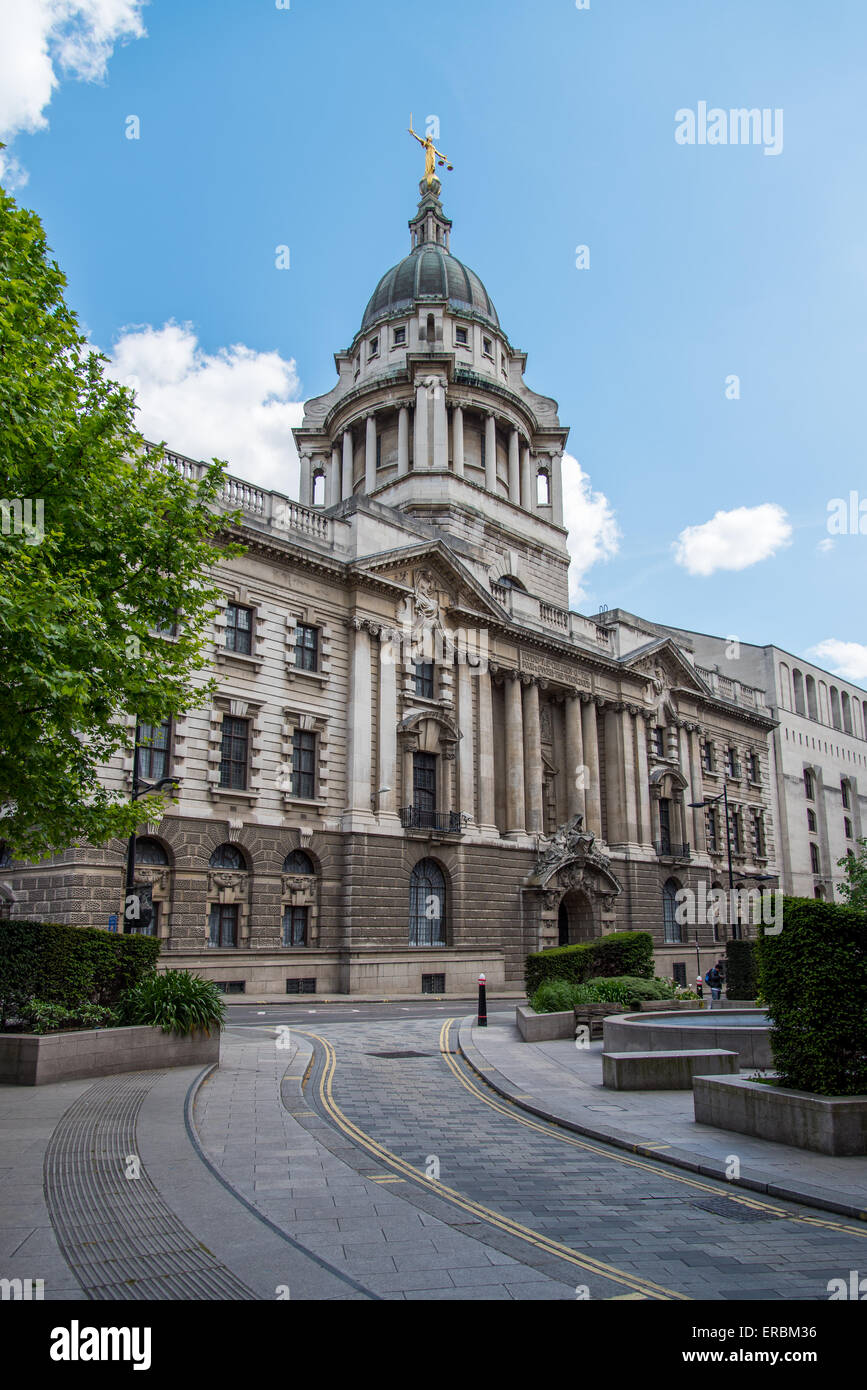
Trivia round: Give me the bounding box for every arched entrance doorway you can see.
[557,890,595,945]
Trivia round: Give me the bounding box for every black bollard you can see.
[477,973,487,1027]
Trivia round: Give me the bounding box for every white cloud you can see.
[106,321,305,495]
[562,453,620,605]
[672,503,792,577]
[0,0,147,186]
[817,537,835,554]
[806,640,867,684]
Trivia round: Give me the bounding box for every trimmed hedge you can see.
[525,932,654,995]
[757,897,867,1096]
[0,920,160,1028]
[725,939,758,1000]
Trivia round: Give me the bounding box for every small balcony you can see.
[654,839,691,861]
[399,807,465,835]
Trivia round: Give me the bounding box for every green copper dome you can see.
[361,243,500,332]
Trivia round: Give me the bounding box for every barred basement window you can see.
[422,974,446,994]
[286,978,316,994]
[214,981,245,994]
[225,603,253,655]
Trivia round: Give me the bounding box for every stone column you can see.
[365,413,377,494]
[457,661,475,823]
[565,692,585,822]
[299,452,311,506]
[550,450,564,526]
[414,382,429,471]
[329,444,341,506]
[604,707,626,845]
[344,621,373,827]
[397,406,409,477]
[402,742,415,816]
[342,428,354,499]
[504,674,526,836]
[581,697,602,835]
[520,444,532,511]
[522,678,544,834]
[621,708,639,844]
[432,381,448,470]
[441,749,455,815]
[453,405,464,478]
[688,728,707,853]
[377,631,398,820]
[477,668,497,835]
[485,411,497,493]
[508,428,520,504]
[634,712,652,845]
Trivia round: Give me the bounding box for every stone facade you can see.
[2,176,780,994]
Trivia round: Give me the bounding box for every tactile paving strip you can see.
[44,1071,256,1300]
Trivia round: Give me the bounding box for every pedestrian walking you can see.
[705,964,722,1003]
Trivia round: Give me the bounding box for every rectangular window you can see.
[286,977,316,994]
[392,326,406,346]
[752,810,765,858]
[414,662,434,699]
[208,904,238,948]
[369,336,379,358]
[422,973,446,994]
[219,716,249,789]
[455,326,468,345]
[135,718,170,782]
[725,747,740,778]
[810,841,821,874]
[672,962,687,988]
[482,336,493,358]
[658,798,672,854]
[295,624,319,672]
[706,808,718,852]
[652,726,665,757]
[730,811,742,855]
[282,905,309,947]
[842,780,851,809]
[413,752,437,814]
[702,740,715,773]
[807,808,817,831]
[291,730,317,799]
[214,980,245,994]
[845,817,853,839]
[225,603,253,655]
[804,769,814,799]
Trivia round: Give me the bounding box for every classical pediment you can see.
[350,540,504,623]
[620,639,712,700]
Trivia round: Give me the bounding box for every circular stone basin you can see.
[603,1009,772,1069]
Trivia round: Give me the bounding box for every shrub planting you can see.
[0,920,160,1029]
[757,897,867,1096]
[525,932,653,995]
[725,939,758,1000]
[120,970,225,1037]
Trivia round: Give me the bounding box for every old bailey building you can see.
[3,163,780,996]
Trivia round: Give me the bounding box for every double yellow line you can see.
[302,1028,688,1300]
[438,1020,867,1239]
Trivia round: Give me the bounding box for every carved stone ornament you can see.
[526,814,623,900]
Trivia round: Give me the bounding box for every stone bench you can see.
[602,1047,739,1091]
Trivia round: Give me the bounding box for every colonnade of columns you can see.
[299,399,565,525]
[343,620,707,852]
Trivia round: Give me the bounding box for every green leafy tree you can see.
[837,837,867,911]
[0,181,243,859]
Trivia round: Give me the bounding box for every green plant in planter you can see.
[120,970,225,1037]
[529,979,581,1014]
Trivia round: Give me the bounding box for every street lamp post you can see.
[123,732,179,934]
[688,786,736,975]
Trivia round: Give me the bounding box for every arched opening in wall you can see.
[536,468,550,507]
[558,889,595,945]
[210,843,247,871]
[409,858,447,947]
[136,838,169,866]
[778,663,791,711]
[792,669,805,716]
[426,313,436,343]
[842,691,853,734]
[805,675,818,720]
[311,471,325,507]
[830,687,842,730]
[282,850,316,946]
[497,575,527,592]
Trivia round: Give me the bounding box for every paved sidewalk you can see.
[459,1011,867,1221]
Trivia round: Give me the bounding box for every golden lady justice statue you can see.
[408,115,453,186]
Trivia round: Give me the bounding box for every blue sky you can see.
[3,0,866,686]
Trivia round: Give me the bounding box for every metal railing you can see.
[654,839,691,859]
[399,807,465,834]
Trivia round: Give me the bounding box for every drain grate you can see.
[691,1196,783,1223]
[366,1051,432,1059]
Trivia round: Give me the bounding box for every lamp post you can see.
[123,734,179,935]
[688,787,735,977]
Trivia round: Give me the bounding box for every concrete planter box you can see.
[0,1024,220,1086]
[693,1075,867,1156]
[574,1002,629,1039]
[604,1048,739,1090]
[603,1009,772,1068]
[516,1005,575,1042]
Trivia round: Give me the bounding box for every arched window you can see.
[792,669,805,716]
[830,687,842,730]
[662,878,682,943]
[136,838,169,866]
[804,768,815,800]
[409,859,446,947]
[842,692,853,734]
[209,843,246,871]
[312,471,325,507]
[536,468,550,507]
[805,675,818,720]
[497,574,528,592]
[778,663,791,711]
[283,850,314,874]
